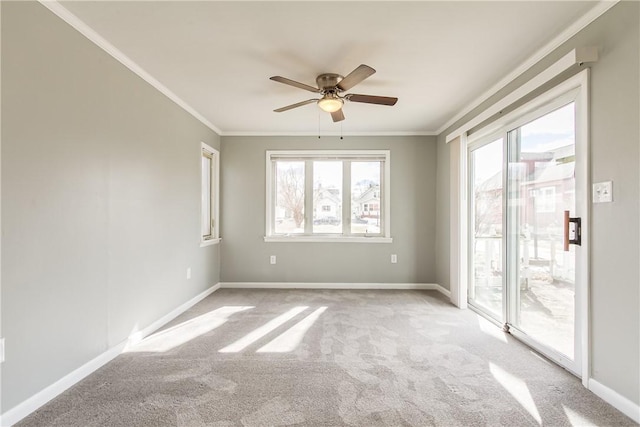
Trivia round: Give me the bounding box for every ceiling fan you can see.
[270,64,398,122]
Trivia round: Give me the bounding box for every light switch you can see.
[593,181,613,203]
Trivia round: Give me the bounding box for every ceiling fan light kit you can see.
[317,94,343,113]
[270,64,398,122]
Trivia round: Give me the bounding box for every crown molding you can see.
[220,131,437,137]
[38,0,618,138]
[38,1,223,136]
[435,0,619,136]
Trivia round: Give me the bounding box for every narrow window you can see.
[201,143,219,245]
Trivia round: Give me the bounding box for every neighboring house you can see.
[523,144,575,228]
[313,187,341,220]
[474,171,503,237]
[474,144,576,283]
[353,184,380,219]
[474,144,575,237]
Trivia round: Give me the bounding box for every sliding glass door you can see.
[468,86,585,375]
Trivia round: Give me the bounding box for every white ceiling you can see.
[55,1,600,135]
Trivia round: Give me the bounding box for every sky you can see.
[313,161,380,190]
[473,102,575,185]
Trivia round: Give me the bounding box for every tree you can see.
[474,171,503,237]
[277,163,305,228]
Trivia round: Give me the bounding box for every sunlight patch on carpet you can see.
[127,306,254,353]
[219,306,308,353]
[562,405,598,426]
[258,306,327,353]
[489,362,542,424]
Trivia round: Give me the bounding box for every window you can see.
[201,143,220,246]
[266,150,391,242]
[313,161,342,234]
[273,161,304,234]
[534,186,556,213]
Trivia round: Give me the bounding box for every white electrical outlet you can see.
[186,268,191,280]
[270,255,277,265]
[391,254,398,264]
[0,338,5,363]
[593,181,613,203]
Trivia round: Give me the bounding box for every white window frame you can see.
[265,150,392,243]
[201,142,220,246]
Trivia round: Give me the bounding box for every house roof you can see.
[314,187,341,205]
[353,185,380,203]
[531,162,575,185]
[477,144,575,191]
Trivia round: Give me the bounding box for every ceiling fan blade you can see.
[270,76,320,93]
[274,98,318,112]
[337,64,376,91]
[347,94,398,106]
[331,109,345,122]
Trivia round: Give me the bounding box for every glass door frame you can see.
[467,132,507,326]
[465,70,590,381]
[505,90,582,376]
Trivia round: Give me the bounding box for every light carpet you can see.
[17,289,637,426]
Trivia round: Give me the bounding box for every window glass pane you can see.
[510,102,576,359]
[351,161,381,234]
[469,138,503,319]
[275,161,305,234]
[313,161,342,233]
[201,155,212,237]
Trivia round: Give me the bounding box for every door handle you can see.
[564,210,581,251]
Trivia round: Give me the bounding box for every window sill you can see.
[264,236,392,244]
[200,238,221,247]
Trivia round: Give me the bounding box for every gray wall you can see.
[435,2,639,406]
[220,136,436,284]
[1,2,220,412]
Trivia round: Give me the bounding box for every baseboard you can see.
[124,283,220,349]
[1,283,221,427]
[219,281,450,296]
[588,378,640,423]
[432,283,451,298]
[1,340,125,427]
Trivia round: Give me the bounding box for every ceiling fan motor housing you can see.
[316,73,343,91]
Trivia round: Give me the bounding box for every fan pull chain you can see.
[318,110,321,139]
[340,121,343,140]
